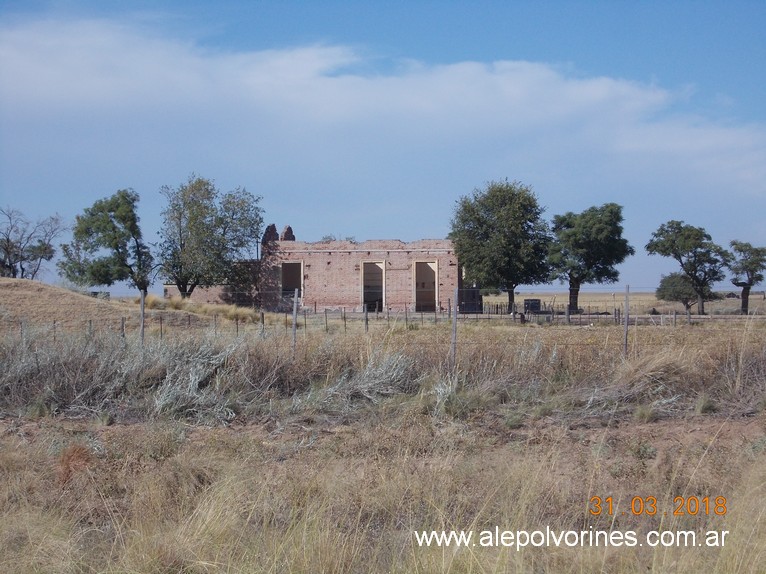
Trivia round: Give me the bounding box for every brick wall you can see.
[165,239,462,312]
[261,239,461,312]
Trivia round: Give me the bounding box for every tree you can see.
[727,240,766,315]
[0,207,64,279]
[548,203,634,312]
[58,189,154,342]
[645,220,729,315]
[158,175,264,298]
[319,234,356,243]
[656,272,719,321]
[449,180,551,311]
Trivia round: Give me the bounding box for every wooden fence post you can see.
[450,288,459,373]
[292,288,299,357]
[623,285,630,357]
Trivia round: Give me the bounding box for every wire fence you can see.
[3,303,764,345]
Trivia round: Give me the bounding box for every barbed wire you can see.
[2,310,763,349]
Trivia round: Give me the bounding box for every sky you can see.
[1,0,765,295]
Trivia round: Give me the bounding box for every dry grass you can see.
[1,279,766,572]
[0,278,135,328]
[1,413,764,573]
[486,289,766,316]
[0,278,219,334]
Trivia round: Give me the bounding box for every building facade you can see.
[260,238,461,312]
[164,231,462,312]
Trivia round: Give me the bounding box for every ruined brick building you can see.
[164,225,463,312]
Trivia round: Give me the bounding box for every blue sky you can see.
[1,0,765,294]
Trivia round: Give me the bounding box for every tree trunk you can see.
[175,281,198,299]
[697,293,705,315]
[568,281,581,313]
[740,285,751,315]
[175,281,191,298]
[507,288,516,315]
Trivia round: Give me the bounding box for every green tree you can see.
[58,189,154,342]
[727,240,766,315]
[0,207,64,279]
[158,175,264,298]
[645,220,728,315]
[548,203,634,312]
[656,272,719,321]
[449,180,551,312]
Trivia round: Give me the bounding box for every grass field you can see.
[1,278,765,573]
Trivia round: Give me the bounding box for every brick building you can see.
[164,228,463,312]
[260,237,461,312]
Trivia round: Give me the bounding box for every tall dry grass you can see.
[1,319,765,423]
[1,320,765,572]
[1,412,764,573]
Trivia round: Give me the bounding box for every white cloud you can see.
[1,17,765,290]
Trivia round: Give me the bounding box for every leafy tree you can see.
[58,189,154,342]
[449,180,551,311]
[158,175,263,298]
[0,207,64,279]
[727,240,766,315]
[645,220,729,315]
[548,203,634,312]
[319,234,356,243]
[656,272,719,321]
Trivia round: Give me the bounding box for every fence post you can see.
[623,285,630,357]
[292,288,299,357]
[364,306,369,333]
[121,317,126,339]
[450,288,459,373]
[324,309,328,333]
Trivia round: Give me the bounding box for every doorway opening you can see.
[415,261,437,312]
[362,262,384,311]
[281,262,302,298]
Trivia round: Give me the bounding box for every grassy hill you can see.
[0,278,135,328]
[0,278,217,333]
